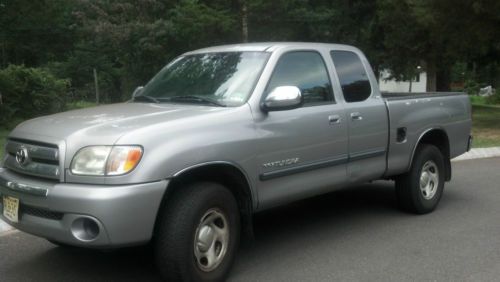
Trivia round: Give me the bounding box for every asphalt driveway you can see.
[1,157,499,281]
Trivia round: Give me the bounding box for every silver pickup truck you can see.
[1,43,471,281]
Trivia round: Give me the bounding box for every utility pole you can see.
[93,68,100,104]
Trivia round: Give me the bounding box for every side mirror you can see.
[262,86,303,112]
[132,86,144,98]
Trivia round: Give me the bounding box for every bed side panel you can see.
[385,94,471,177]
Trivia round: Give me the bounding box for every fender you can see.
[172,160,256,206]
[408,127,452,181]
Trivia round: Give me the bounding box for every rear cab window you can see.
[330,50,372,103]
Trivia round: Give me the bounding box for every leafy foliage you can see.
[65,100,97,111]
[0,65,68,127]
[486,91,500,105]
[0,0,75,66]
[0,0,499,106]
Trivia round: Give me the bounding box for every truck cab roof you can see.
[184,42,360,55]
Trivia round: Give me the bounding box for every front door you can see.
[254,50,349,209]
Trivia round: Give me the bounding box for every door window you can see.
[266,51,334,106]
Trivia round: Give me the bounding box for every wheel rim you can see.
[193,208,229,272]
[419,160,439,200]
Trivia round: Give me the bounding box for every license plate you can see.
[3,196,19,223]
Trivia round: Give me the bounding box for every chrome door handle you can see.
[328,115,341,124]
[350,112,363,121]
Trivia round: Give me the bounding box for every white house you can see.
[378,69,427,93]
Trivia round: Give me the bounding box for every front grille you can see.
[0,200,64,221]
[21,204,64,221]
[3,138,60,180]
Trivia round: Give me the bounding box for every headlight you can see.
[70,146,143,176]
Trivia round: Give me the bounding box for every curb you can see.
[0,219,13,234]
[452,146,500,162]
[1,147,499,235]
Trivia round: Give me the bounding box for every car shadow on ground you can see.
[3,181,406,281]
[253,181,400,237]
[236,181,402,255]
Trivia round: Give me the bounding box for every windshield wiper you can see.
[133,95,160,103]
[163,95,227,107]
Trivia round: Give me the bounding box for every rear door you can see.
[330,50,389,182]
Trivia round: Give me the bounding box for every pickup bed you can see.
[0,42,472,281]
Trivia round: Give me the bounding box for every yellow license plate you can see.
[3,196,19,223]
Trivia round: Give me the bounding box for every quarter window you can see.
[330,51,372,103]
[266,51,333,106]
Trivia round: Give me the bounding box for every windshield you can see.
[138,51,270,107]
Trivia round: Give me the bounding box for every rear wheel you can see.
[395,144,445,214]
[154,182,240,282]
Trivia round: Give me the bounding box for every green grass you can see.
[471,104,500,148]
[65,101,98,111]
[469,95,488,105]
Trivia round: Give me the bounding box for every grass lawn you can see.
[472,104,500,148]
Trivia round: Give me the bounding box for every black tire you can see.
[47,239,76,248]
[395,144,446,214]
[154,182,240,282]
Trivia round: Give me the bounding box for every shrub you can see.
[65,100,97,111]
[486,90,500,105]
[0,65,69,128]
[464,79,480,95]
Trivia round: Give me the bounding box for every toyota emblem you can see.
[16,146,30,166]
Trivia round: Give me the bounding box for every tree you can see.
[60,0,240,101]
[376,0,500,91]
[1,0,499,104]
[0,0,75,67]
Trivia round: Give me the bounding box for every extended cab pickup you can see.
[0,43,472,281]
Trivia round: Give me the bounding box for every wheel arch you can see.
[409,128,452,181]
[157,161,256,240]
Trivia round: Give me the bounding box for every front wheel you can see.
[154,182,240,282]
[395,144,445,214]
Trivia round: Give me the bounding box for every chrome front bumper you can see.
[0,168,168,248]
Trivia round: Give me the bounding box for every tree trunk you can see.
[93,68,100,104]
[240,0,249,43]
[436,69,451,91]
[426,61,437,92]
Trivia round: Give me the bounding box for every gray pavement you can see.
[1,157,500,281]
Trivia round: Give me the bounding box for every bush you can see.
[486,91,500,105]
[0,65,69,128]
[464,79,481,95]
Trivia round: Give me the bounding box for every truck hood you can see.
[11,102,229,144]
